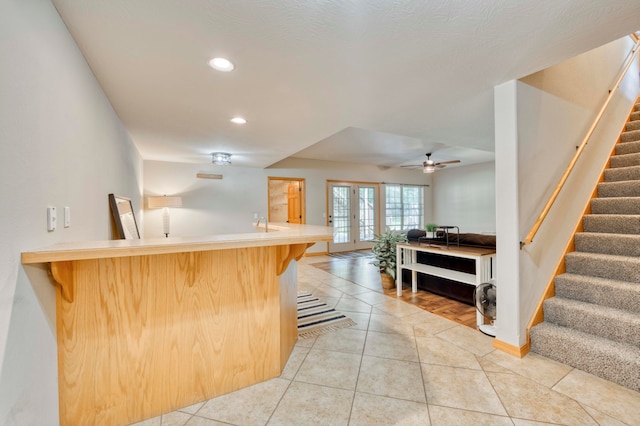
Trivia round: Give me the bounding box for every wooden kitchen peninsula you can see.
[22,223,332,426]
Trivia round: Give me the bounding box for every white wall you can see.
[0,1,143,424]
[143,157,434,250]
[494,36,639,347]
[432,162,496,234]
[494,80,522,347]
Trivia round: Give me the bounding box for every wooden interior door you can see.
[287,182,302,223]
[268,177,305,224]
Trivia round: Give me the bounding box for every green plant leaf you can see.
[370,227,407,278]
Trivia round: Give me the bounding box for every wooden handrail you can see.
[521,36,640,248]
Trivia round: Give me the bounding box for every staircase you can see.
[530,101,640,392]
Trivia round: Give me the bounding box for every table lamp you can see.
[148,195,182,237]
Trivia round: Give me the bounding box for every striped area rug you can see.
[297,292,356,339]
[327,250,374,259]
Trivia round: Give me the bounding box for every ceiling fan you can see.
[402,153,461,173]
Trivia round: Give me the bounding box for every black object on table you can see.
[438,226,460,248]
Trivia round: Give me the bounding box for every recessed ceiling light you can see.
[230,117,247,124]
[208,57,234,72]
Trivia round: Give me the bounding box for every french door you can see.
[328,182,379,252]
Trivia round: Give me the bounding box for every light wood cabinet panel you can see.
[51,247,287,425]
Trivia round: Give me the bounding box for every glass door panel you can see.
[332,185,351,245]
[328,183,378,252]
[357,186,375,249]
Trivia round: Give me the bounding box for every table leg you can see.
[396,245,402,297]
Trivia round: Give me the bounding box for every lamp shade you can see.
[148,196,182,208]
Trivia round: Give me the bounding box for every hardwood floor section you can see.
[383,286,478,329]
[310,254,479,330]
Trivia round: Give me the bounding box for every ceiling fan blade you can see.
[400,164,422,168]
[435,160,461,165]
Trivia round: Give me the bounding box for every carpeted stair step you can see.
[621,129,640,143]
[615,140,640,155]
[531,100,640,394]
[590,197,640,214]
[574,232,640,256]
[610,152,640,168]
[543,297,640,347]
[565,251,640,282]
[530,322,640,392]
[583,214,640,234]
[555,273,640,314]
[597,180,640,197]
[604,165,640,182]
[626,120,640,132]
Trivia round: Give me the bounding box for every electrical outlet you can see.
[47,206,57,231]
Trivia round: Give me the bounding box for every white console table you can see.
[395,243,496,297]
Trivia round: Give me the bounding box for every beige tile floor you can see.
[132,255,640,426]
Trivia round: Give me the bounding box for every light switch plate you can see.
[47,206,56,231]
[64,206,70,228]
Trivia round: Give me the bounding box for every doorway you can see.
[268,177,305,224]
[327,181,379,252]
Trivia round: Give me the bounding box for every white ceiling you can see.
[51,0,640,170]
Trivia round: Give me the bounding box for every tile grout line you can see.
[476,354,511,420]
[413,319,433,425]
[346,287,368,426]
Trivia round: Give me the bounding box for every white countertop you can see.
[22,223,333,264]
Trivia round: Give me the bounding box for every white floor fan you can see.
[474,281,497,337]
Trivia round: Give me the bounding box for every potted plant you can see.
[371,228,408,289]
[426,223,438,238]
